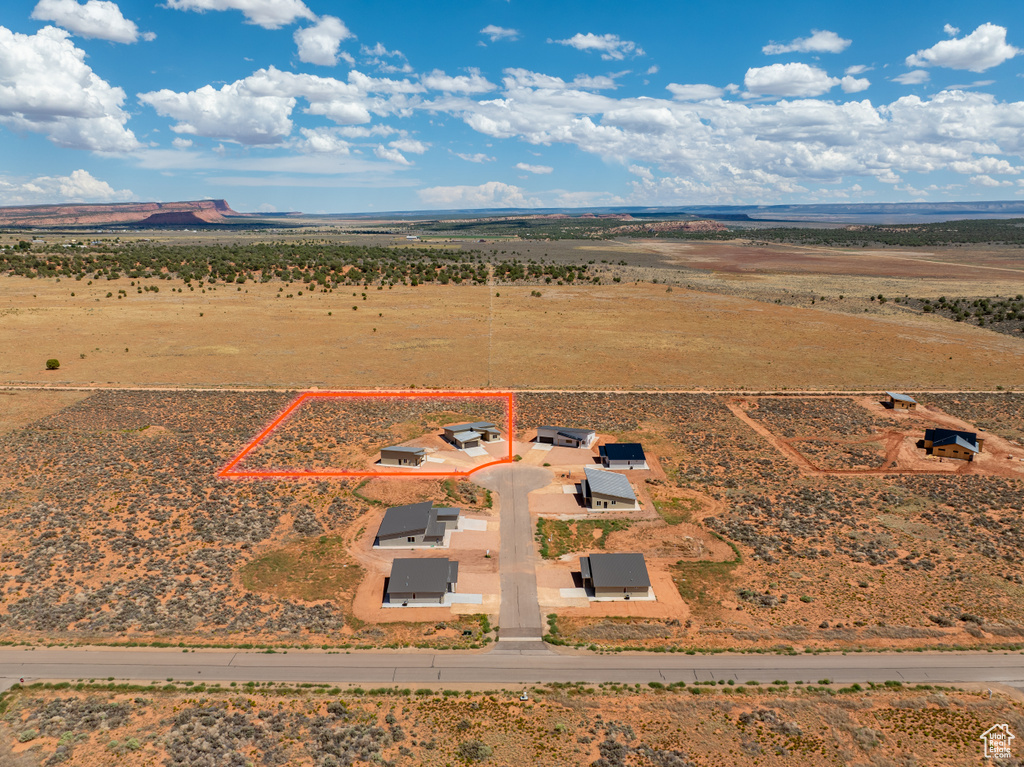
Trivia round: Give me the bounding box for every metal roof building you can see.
[579,552,651,597]
[375,502,459,547]
[599,443,647,469]
[582,467,636,509]
[444,421,501,447]
[886,392,918,409]
[536,425,597,448]
[386,558,459,603]
[379,445,426,467]
[583,467,636,501]
[925,428,981,451]
[886,392,917,404]
[446,421,497,433]
[924,428,983,461]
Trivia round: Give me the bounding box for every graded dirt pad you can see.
[4,277,1024,389]
[2,684,1021,766]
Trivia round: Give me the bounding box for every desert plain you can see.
[1,230,1024,765]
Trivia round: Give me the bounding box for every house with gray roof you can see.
[599,443,647,470]
[579,552,651,599]
[386,558,459,605]
[886,392,917,410]
[379,446,426,467]
[375,501,460,548]
[924,428,984,461]
[443,421,502,449]
[582,466,637,510]
[536,425,597,448]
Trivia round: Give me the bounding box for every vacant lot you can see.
[1,682,1019,766]
[4,275,1024,389]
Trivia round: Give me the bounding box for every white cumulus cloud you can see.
[762,29,851,55]
[361,42,412,74]
[437,68,1024,205]
[0,169,132,205]
[480,24,518,42]
[294,16,352,66]
[453,151,494,163]
[294,127,350,154]
[0,25,139,151]
[421,69,496,94]
[374,144,410,164]
[138,66,425,144]
[139,80,296,145]
[840,75,870,93]
[165,0,315,29]
[906,22,1019,72]
[389,138,427,154]
[971,174,1012,187]
[666,83,725,101]
[516,162,553,174]
[893,70,930,85]
[31,0,148,44]
[744,63,839,97]
[418,181,539,208]
[551,33,644,60]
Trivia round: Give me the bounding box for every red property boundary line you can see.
[218,390,517,479]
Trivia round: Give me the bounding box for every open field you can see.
[4,276,1024,390]
[0,389,1022,653]
[1,681,1020,766]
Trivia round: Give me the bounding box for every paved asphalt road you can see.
[2,464,1021,695]
[472,463,552,639]
[1,647,1023,691]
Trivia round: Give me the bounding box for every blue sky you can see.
[1,0,1023,212]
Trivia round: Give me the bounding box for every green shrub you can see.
[45,358,60,370]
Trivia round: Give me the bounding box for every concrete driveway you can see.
[472,464,552,640]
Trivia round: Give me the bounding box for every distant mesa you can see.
[606,219,727,234]
[0,199,283,228]
[137,210,226,227]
